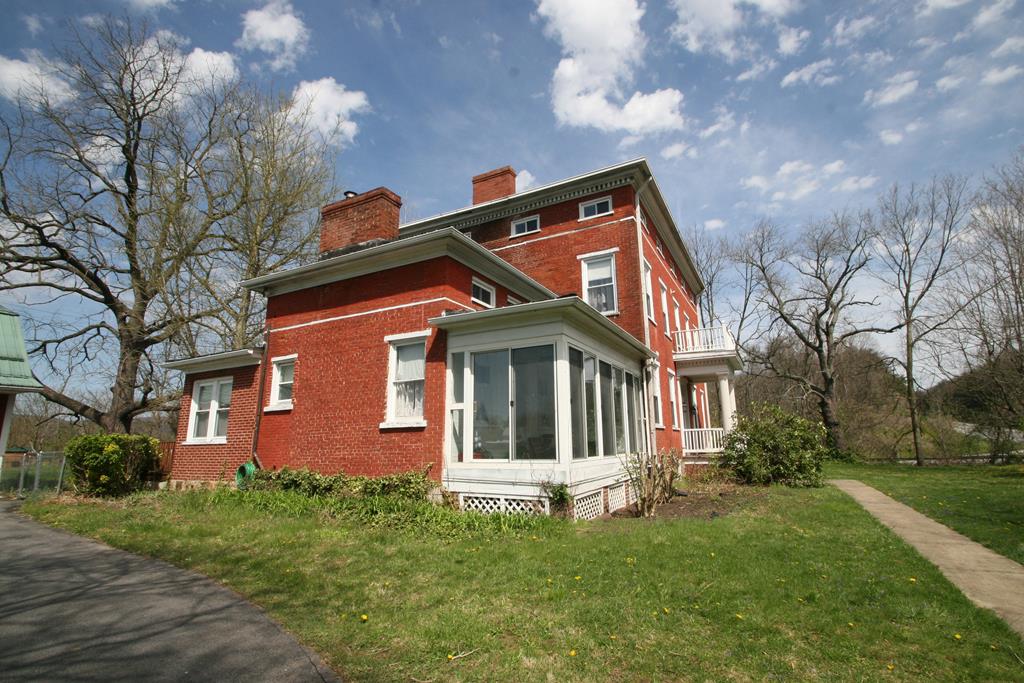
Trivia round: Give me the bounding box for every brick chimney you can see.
[319,187,402,256]
[472,166,517,205]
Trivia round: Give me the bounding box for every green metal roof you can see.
[0,306,42,390]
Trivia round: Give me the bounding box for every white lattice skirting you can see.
[573,491,605,521]
[607,484,627,512]
[460,495,549,515]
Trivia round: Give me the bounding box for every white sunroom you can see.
[429,298,654,520]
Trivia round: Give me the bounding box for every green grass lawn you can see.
[23,487,1024,682]
[828,462,1024,565]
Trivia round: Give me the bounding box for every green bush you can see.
[249,466,432,501]
[64,434,161,496]
[719,404,827,487]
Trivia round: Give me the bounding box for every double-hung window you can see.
[471,278,495,308]
[660,281,671,333]
[643,261,655,322]
[650,363,664,428]
[511,215,540,237]
[188,377,232,443]
[383,332,428,428]
[267,354,296,410]
[579,196,612,220]
[579,250,618,314]
[668,369,679,429]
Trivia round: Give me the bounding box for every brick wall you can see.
[254,256,511,480]
[171,365,259,482]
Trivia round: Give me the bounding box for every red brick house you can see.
[165,159,742,518]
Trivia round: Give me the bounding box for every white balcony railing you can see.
[673,324,737,355]
[682,427,726,453]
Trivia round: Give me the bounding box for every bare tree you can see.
[941,152,1024,450]
[739,215,899,454]
[684,224,728,325]
[182,93,337,352]
[0,19,248,432]
[873,176,971,465]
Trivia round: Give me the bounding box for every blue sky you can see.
[2,0,1020,237]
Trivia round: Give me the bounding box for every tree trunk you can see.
[906,327,924,466]
[818,390,844,456]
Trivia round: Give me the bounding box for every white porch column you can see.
[718,374,734,432]
[728,374,737,429]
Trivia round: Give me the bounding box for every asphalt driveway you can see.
[0,500,338,682]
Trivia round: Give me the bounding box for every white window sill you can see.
[264,401,293,413]
[379,420,427,430]
[509,229,540,240]
[578,211,614,222]
[184,437,228,446]
[655,424,666,430]
[596,308,619,317]
[470,298,494,309]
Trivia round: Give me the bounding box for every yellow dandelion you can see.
[954,633,962,640]
[575,575,582,581]
[735,613,744,620]
[447,654,454,661]
[847,622,854,627]
[909,577,917,583]
[360,614,368,622]
[887,663,895,671]
[663,607,671,614]
[547,578,553,584]
[710,552,716,558]
[569,649,577,657]
[991,644,998,651]
[609,635,617,640]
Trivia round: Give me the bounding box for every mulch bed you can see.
[607,484,763,521]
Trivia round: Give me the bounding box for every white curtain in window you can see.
[394,343,425,418]
[586,256,615,312]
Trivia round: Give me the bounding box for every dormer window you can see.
[511,215,540,237]
[579,196,613,220]
[471,278,496,308]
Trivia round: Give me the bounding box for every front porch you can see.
[673,324,743,460]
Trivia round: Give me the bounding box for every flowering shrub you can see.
[719,404,827,487]
[64,434,162,496]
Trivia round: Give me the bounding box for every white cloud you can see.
[993,36,1024,56]
[913,36,945,54]
[831,15,877,46]
[668,0,799,61]
[516,169,538,192]
[236,0,310,72]
[538,0,685,136]
[661,141,698,159]
[704,218,726,230]
[781,58,839,87]
[864,71,918,107]
[936,74,965,91]
[182,48,238,88]
[777,25,810,55]
[21,15,44,37]
[880,129,904,145]
[822,160,846,175]
[981,64,1023,84]
[741,174,771,192]
[772,177,819,201]
[125,0,176,9]
[833,175,879,192]
[974,0,1015,29]
[736,57,776,81]
[917,0,970,14]
[699,106,735,138]
[291,77,370,147]
[778,159,814,176]
[0,51,73,105]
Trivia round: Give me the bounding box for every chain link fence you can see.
[0,451,67,496]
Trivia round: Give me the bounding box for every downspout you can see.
[634,174,656,455]
[249,307,270,470]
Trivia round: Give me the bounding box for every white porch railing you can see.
[673,324,736,355]
[682,427,726,453]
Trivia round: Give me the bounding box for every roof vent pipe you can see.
[343,190,358,199]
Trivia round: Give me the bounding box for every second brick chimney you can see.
[472,166,517,204]
[319,187,402,256]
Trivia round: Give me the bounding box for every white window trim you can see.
[668,369,680,430]
[643,260,656,323]
[381,331,430,430]
[578,195,614,221]
[650,363,664,429]
[673,299,681,335]
[185,376,233,445]
[660,280,671,337]
[471,277,496,309]
[510,214,541,238]
[579,251,619,316]
[265,353,297,412]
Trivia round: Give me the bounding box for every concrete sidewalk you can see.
[831,479,1024,638]
[0,500,340,682]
